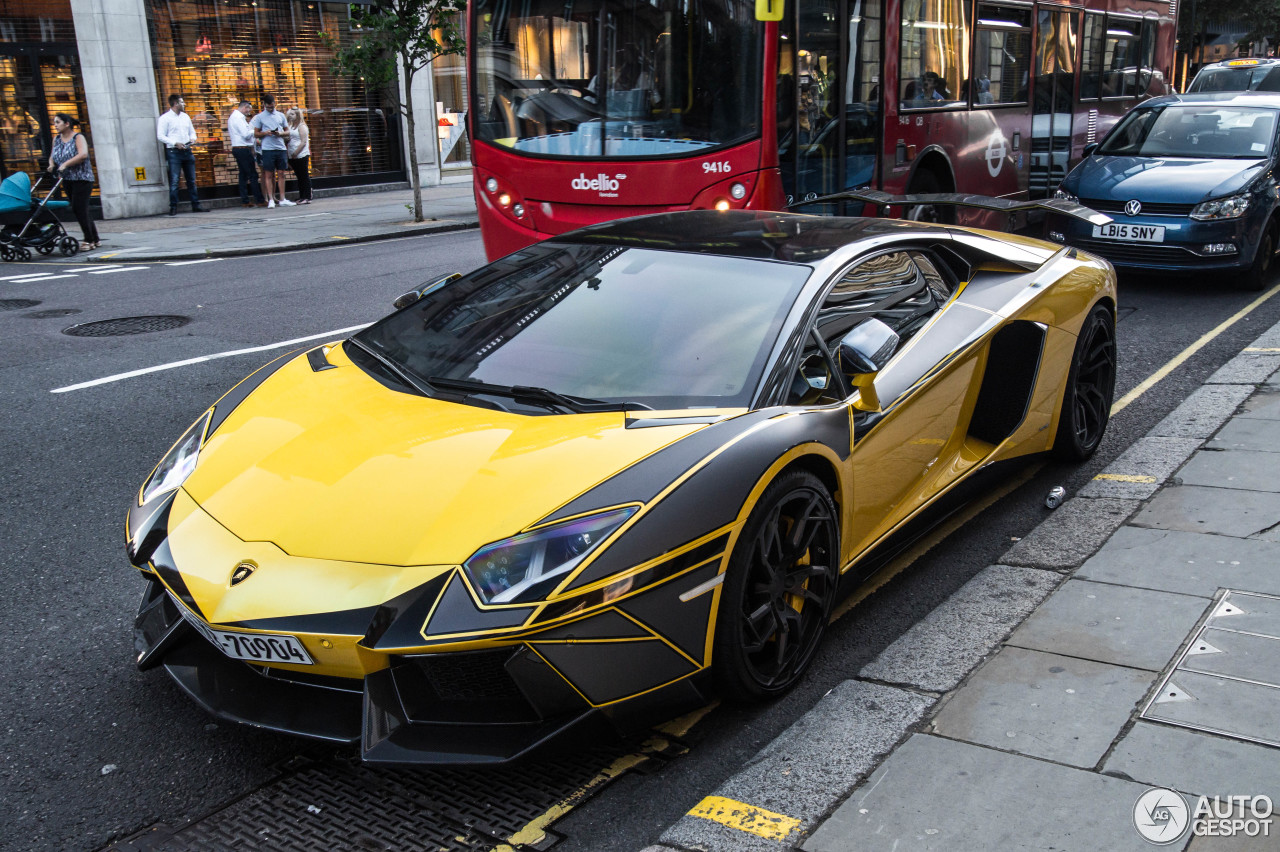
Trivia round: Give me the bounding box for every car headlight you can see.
[139,410,211,505]
[1191,194,1250,221]
[1053,188,1079,204]
[463,507,637,605]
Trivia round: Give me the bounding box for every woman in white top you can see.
[285,108,312,204]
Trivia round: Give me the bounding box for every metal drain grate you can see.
[63,315,191,337]
[0,298,40,311]
[26,308,81,319]
[105,745,637,852]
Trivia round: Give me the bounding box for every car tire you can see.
[1243,219,1277,292]
[1052,303,1117,461]
[713,469,839,702]
[904,170,956,225]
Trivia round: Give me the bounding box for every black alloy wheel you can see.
[1243,219,1277,292]
[714,470,839,701]
[1052,303,1117,461]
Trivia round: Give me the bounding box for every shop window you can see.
[0,2,92,191]
[0,0,76,43]
[145,0,404,193]
[899,0,969,110]
[972,5,1031,105]
[432,23,470,167]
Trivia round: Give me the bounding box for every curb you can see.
[86,218,478,263]
[654,319,1280,852]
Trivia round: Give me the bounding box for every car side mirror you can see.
[393,272,462,310]
[838,318,899,412]
[1082,143,1098,158]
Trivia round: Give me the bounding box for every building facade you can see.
[0,0,469,219]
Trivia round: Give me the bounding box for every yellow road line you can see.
[1094,473,1157,483]
[1244,347,1280,352]
[687,796,801,841]
[491,702,719,852]
[1111,283,1280,415]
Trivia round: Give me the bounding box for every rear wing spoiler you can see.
[789,189,1113,227]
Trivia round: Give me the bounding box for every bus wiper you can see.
[426,376,653,414]
[345,337,437,398]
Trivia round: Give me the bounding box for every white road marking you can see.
[87,266,147,274]
[11,274,77,282]
[164,258,224,266]
[51,323,372,393]
[64,265,119,272]
[0,271,59,281]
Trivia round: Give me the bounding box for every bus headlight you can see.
[513,203,525,218]
[485,177,498,193]
[498,193,511,207]
[714,198,731,211]
[730,182,747,200]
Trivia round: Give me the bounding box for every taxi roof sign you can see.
[1225,59,1262,66]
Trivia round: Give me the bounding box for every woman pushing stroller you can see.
[48,113,99,251]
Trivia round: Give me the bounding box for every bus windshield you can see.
[1098,106,1278,159]
[470,0,763,159]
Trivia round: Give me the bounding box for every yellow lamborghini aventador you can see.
[127,209,1117,764]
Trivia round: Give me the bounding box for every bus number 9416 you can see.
[702,161,731,174]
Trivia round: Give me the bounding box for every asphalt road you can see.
[1,235,1277,852]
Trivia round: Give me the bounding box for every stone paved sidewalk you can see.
[45,182,477,263]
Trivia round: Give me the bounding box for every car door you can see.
[793,248,992,566]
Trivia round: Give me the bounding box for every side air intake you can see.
[967,321,1046,445]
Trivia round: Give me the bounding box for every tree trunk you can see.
[403,60,424,223]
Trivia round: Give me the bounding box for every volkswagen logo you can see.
[1125,199,1142,216]
[230,561,256,586]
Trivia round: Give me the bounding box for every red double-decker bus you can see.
[468,0,1176,260]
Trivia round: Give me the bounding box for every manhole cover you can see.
[26,308,81,319]
[63,315,191,337]
[0,298,40,311]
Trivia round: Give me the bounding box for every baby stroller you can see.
[0,171,79,261]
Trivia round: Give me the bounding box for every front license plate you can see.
[1092,223,1165,243]
[181,608,313,665]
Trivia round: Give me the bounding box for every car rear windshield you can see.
[1189,66,1280,93]
[353,244,810,410]
[1098,105,1279,159]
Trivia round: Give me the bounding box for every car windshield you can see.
[1097,105,1279,159]
[1189,66,1280,93]
[353,243,810,410]
[469,0,763,158]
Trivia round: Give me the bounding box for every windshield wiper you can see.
[426,376,652,414]
[345,337,437,398]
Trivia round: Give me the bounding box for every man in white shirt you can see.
[251,94,295,209]
[227,100,264,208]
[156,94,206,215]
